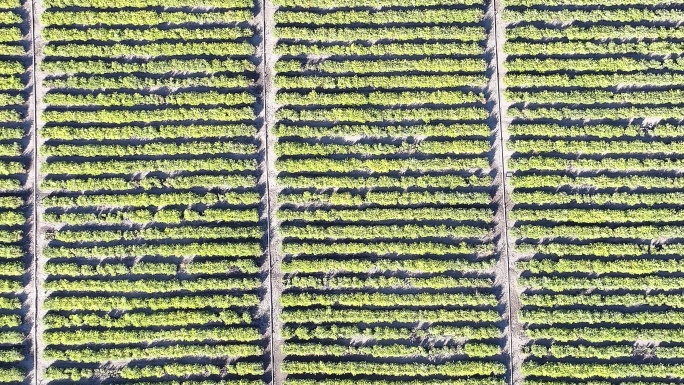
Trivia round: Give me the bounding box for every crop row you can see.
[504,0,684,381]
[40,2,265,383]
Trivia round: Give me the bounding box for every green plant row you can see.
[279,174,490,189]
[507,58,684,73]
[280,191,491,207]
[511,156,684,172]
[507,25,684,40]
[0,230,20,243]
[44,191,259,209]
[514,191,684,205]
[45,259,257,277]
[0,211,22,226]
[282,258,494,274]
[0,109,20,122]
[0,142,21,157]
[284,274,493,290]
[0,76,19,91]
[42,10,251,26]
[508,89,684,105]
[282,291,496,308]
[519,242,684,257]
[276,26,486,43]
[282,224,489,240]
[286,275,493,290]
[503,8,684,23]
[0,262,21,276]
[0,11,19,25]
[46,277,260,293]
[44,0,252,8]
[512,208,684,224]
[45,294,259,311]
[275,123,490,138]
[511,106,684,120]
[0,61,22,76]
[287,380,504,385]
[276,74,486,90]
[45,91,255,107]
[283,308,500,324]
[45,309,248,329]
[54,225,261,243]
[507,73,684,89]
[526,343,632,360]
[0,27,22,43]
[43,26,250,42]
[0,196,20,209]
[512,225,684,240]
[46,41,254,58]
[42,174,256,192]
[277,107,487,123]
[46,207,259,225]
[43,241,261,259]
[528,326,684,344]
[522,309,684,326]
[42,124,255,141]
[520,275,684,291]
[279,207,492,222]
[0,178,20,191]
[278,90,482,107]
[0,127,22,140]
[0,349,21,363]
[42,58,253,75]
[43,158,256,175]
[277,157,490,173]
[276,58,486,74]
[44,74,252,91]
[284,325,500,341]
[512,174,684,190]
[274,0,478,6]
[521,258,684,275]
[43,106,254,124]
[284,342,500,358]
[0,93,21,107]
[282,361,504,377]
[48,362,262,381]
[45,343,262,363]
[277,140,488,157]
[275,9,484,25]
[43,141,256,159]
[0,279,21,293]
[278,42,483,57]
[0,331,21,344]
[522,293,684,308]
[506,41,684,56]
[0,368,22,383]
[284,241,492,257]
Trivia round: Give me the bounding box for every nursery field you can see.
[272,0,505,384]
[38,0,266,383]
[504,0,684,382]
[0,0,29,382]
[0,0,681,383]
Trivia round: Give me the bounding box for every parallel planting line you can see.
[502,0,684,382]
[37,0,268,383]
[271,0,507,383]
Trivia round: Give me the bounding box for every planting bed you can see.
[0,0,29,382]
[503,0,684,382]
[272,0,507,383]
[38,0,267,383]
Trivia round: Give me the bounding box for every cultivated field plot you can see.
[503,0,684,382]
[272,0,506,383]
[38,0,267,383]
[0,0,29,382]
